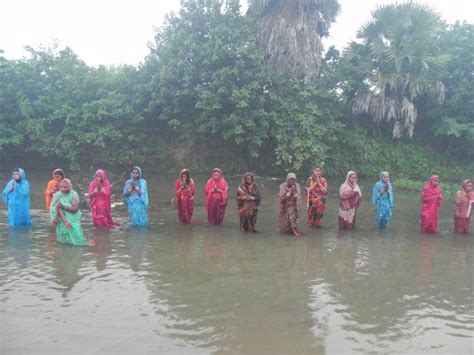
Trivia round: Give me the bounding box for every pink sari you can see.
[204,168,229,225]
[175,169,195,224]
[88,169,118,228]
[420,175,444,233]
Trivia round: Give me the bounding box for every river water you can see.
[0,171,472,354]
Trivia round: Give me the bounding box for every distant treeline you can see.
[0,1,473,180]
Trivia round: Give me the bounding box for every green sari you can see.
[50,190,88,246]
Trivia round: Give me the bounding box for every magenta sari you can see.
[420,175,444,233]
[88,169,118,228]
[175,169,195,224]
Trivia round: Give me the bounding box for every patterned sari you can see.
[2,168,31,228]
[175,169,195,224]
[50,179,88,246]
[454,179,473,233]
[371,172,394,229]
[89,169,118,228]
[279,173,301,235]
[204,168,228,225]
[420,175,444,233]
[236,173,261,232]
[338,171,362,229]
[124,166,149,226]
[306,175,328,228]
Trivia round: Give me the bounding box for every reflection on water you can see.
[0,172,472,354]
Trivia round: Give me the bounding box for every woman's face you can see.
[95,173,103,182]
[59,181,70,193]
[245,175,253,184]
[382,174,389,183]
[465,182,473,192]
[313,168,321,178]
[131,169,140,180]
[213,171,221,180]
[54,174,63,182]
[12,172,21,181]
[349,174,357,184]
[433,177,440,186]
[288,178,296,186]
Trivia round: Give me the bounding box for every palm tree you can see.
[346,1,447,138]
[248,0,340,82]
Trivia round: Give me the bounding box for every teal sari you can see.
[50,189,88,246]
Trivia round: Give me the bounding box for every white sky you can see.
[0,0,472,67]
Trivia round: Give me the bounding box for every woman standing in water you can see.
[50,179,89,246]
[2,168,31,227]
[44,169,64,209]
[204,168,229,225]
[124,166,149,226]
[175,169,195,224]
[306,166,328,228]
[453,179,474,233]
[279,173,301,236]
[89,169,118,228]
[420,175,444,233]
[236,172,261,232]
[371,172,394,229]
[338,171,362,229]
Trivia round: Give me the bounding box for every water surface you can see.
[0,172,472,354]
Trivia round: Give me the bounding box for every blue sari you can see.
[124,166,149,226]
[2,168,32,227]
[371,172,394,229]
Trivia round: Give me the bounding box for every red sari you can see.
[420,175,444,233]
[175,169,195,224]
[88,169,118,228]
[204,168,229,225]
[454,179,474,234]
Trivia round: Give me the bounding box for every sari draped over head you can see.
[236,172,261,232]
[124,166,149,226]
[306,170,328,228]
[50,179,88,246]
[420,175,444,233]
[175,168,195,224]
[454,179,474,233]
[279,172,302,235]
[338,171,362,229]
[2,168,31,227]
[45,168,64,209]
[89,169,118,228]
[204,168,229,225]
[371,171,394,229]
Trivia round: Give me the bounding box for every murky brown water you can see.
[0,171,472,354]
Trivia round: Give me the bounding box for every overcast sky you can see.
[0,0,472,67]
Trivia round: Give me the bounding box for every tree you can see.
[248,0,340,82]
[346,1,447,138]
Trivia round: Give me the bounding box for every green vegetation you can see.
[0,0,472,184]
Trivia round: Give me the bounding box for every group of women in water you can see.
[2,166,473,246]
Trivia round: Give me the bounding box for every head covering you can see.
[53,169,64,178]
[131,166,142,179]
[211,168,223,177]
[13,168,26,181]
[62,178,72,189]
[179,169,191,184]
[243,172,254,184]
[89,169,111,198]
[286,172,297,183]
[462,179,472,192]
[340,171,362,197]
